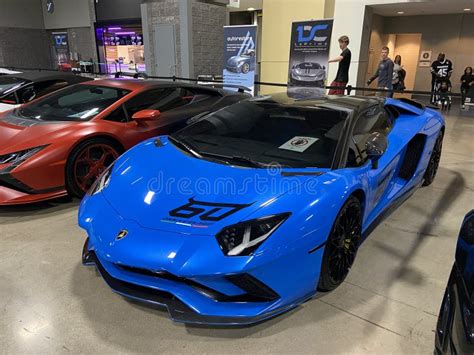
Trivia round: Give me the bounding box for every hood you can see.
[292,68,325,81]
[102,137,324,236]
[0,112,77,153]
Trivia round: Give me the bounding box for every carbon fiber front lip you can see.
[82,238,311,325]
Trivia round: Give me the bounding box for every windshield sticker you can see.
[279,136,319,153]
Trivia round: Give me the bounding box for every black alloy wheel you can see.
[422,130,444,186]
[318,196,363,292]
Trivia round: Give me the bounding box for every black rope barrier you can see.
[2,66,465,98]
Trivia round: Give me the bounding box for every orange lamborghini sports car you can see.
[0,79,247,205]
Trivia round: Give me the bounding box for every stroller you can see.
[435,78,452,111]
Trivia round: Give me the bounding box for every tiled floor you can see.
[0,111,472,354]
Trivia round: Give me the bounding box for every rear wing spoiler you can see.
[198,83,252,93]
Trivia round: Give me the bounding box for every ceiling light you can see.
[464,8,471,11]
[247,7,255,11]
[397,11,404,14]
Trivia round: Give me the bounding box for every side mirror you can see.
[365,132,387,169]
[132,109,161,122]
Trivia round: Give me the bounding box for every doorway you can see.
[390,34,422,99]
[366,32,421,99]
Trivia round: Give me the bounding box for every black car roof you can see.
[8,70,90,84]
[89,78,238,96]
[254,92,383,113]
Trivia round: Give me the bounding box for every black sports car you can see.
[0,71,90,113]
[435,210,474,354]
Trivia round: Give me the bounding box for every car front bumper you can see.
[289,75,325,87]
[0,152,67,205]
[79,192,325,325]
[82,238,317,325]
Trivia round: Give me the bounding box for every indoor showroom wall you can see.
[142,0,227,77]
[329,0,426,89]
[383,13,474,93]
[192,1,227,77]
[260,0,328,94]
[41,0,96,63]
[0,0,51,68]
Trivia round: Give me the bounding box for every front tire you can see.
[422,130,444,186]
[66,138,120,198]
[318,196,363,292]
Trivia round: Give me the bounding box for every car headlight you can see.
[216,213,290,256]
[88,163,114,195]
[0,146,47,166]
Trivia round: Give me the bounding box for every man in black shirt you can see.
[430,53,453,104]
[328,35,351,95]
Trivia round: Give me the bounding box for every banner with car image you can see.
[223,25,257,95]
[288,19,333,95]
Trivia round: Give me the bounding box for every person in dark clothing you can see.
[437,77,452,111]
[328,35,351,95]
[461,66,474,109]
[367,46,394,97]
[392,55,406,92]
[430,52,453,104]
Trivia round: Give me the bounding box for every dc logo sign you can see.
[296,24,328,43]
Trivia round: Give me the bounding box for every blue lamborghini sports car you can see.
[79,93,445,325]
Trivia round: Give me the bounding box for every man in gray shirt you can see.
[367,46,394,97]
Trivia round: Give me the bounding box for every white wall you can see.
[0,0,45,29]
[41,0,91,29]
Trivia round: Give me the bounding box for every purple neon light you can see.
[114,32,136,35]
[107,27,122,31]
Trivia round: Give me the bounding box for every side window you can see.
[124,87,194,117]
[33,80,69,98]
[347,106,392,167]
[0,92,18,105]
[104,104,128,123]
[124,88,168,117]
[17,85,36,103]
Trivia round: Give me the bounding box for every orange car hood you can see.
[0,115,78,154]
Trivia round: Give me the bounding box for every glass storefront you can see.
[95,24,145,75]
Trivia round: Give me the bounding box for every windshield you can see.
[172,100,348,168]
[294,63,324,75]
[16,85,131,121]
[0,77,28,96]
